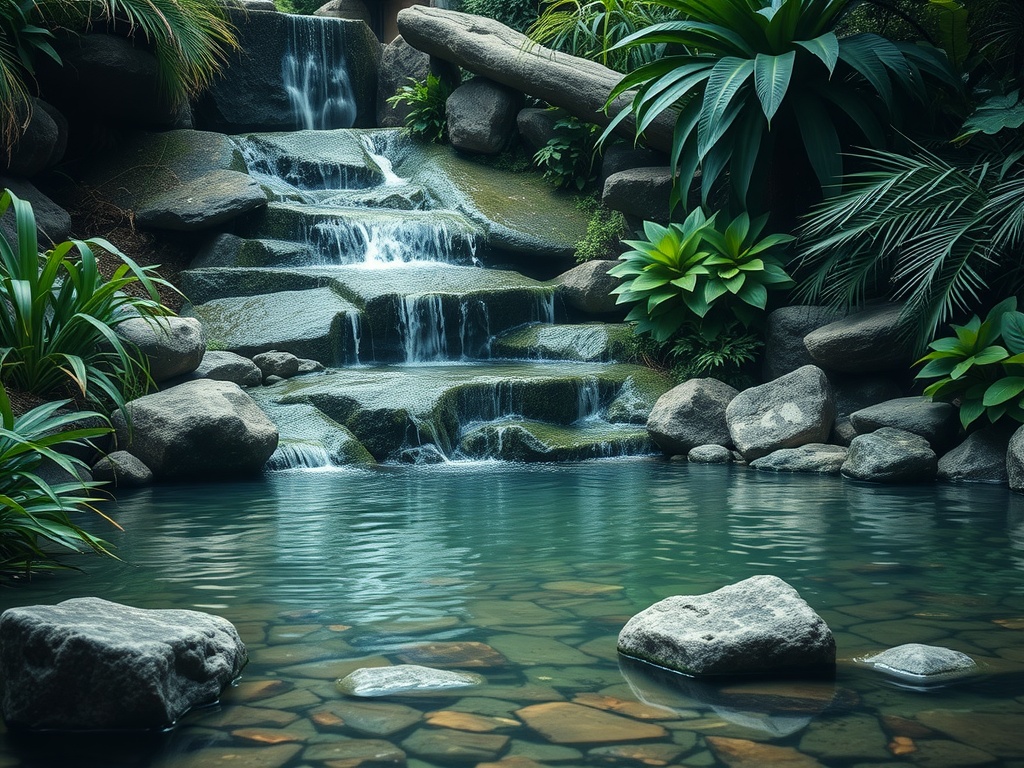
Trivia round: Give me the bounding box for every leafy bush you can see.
[387,74,454,143]
[916,297,1024,429]
[574,197,627,262]
[2,0,237,153]
[603,0,959,213]
[0,189,176,414]
[461,0,540,32]
[527,0,671,73]
[610,208,794,341]
[625,319,763,388]
[533,116,601,191]
[0,378,117,577]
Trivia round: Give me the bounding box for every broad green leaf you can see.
[796,32,839,76]
[973,345,1009,366]
[753,50,795,124]
[696,56,755,159]
[916,357,959,378]
[983,377,1024,406]
[959,397,985,428]
[1002,311,1024,355]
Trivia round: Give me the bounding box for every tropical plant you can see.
[668,319,763,386]
[602,0,959,214]
[610,208,794,341]
[0,377,118,576]
[461,0,540,32]
[387,74,454,143]
[915,297,1024,428]
[1,0,237,153]
[0,189,176,413]
[533,116,601,191]
[795,143,1024,350]
[574,197,627,262]
[527,0,671,73]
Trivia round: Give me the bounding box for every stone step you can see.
[457,419,652,462]
[492,323,635,363]
[248,361,671,462]
[235,130,386,190]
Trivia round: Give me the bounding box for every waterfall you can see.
[266,440,334,470]
[282,16,357,130]
[575,377,602,422]
[307,218,479,265]
[398,295,448,362]
[360,134,407,187]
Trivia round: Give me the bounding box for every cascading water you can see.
[308,217,479,265]
[266,441,334,470]
[398,295,449,362]
[282,16,356,130]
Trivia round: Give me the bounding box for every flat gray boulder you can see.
[647,378,738,456]
[842,427,937,483]
[749,444,848,474]
[617,575,835,677]
[555,260,622,316]
[116,316,206,383]
[446,77,522,155]
[253,350,300,380]
[602,167,672,223]
[0,597,245,730]
[939,426,1011,484]
[726,365,835,461]
[859,643,976,682]
[337,665,484,697]
[190,350,262,387]
[113,380,279,480]
[687,444,733,463]
[762,305,844,381]
[91,450,153,488]
[849,397,958,449]
[803,304,916,373]
[135,169,267,232]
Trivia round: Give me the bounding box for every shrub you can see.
[574,197,627,262]
[460,0,540,33]
[387,74,454,143]
[0,189,177,414]
[610,208,794,341]
[533,116,601,191]
[0,378,117,577]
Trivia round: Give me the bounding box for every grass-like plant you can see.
[387,74,454,143]
[0,189,177,413]
[610,208,794,341]
[0,377,118,576]
[2,0,237,153]
[602,0,959,212]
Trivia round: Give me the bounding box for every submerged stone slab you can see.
[859,644,977,683]
[491,323,633,362]
[0,598,246,730]
[516,702,667,744]
[337,665,484,697]
[617,575,835,677]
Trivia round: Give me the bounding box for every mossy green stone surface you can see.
[492,323,634,362]
[239,130,384,186]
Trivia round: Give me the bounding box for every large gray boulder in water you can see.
[0,598,246,730]
[842,427,937,483]
[396,6,674,152]
[1007,424,1024,492]
[116,317,206,383]
[859,643,976,683]
[938,426,1011,484]
[725,365,835,461]
[113,379,278,480]
[618,575,835,677]
[849,397,959,450]
[647,378,738,456]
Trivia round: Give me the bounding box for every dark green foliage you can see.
[574,197,627,262]
[0,378,118,577]
[533,116,601,191]
[461,0,540,32]
[916,297,1024,429]
[387,74,454,143]
[626,320,763,388]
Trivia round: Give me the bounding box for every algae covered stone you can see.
[337,664,484,697]
[859,643,977,682]
[617,575,835,677]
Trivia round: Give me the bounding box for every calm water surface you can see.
[2,459,1023,767]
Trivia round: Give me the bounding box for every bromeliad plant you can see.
[916,298,1024,429]
[609,208,794,341]
[602,0,959,212]
[0,189,176,414]
[0,377,118,576]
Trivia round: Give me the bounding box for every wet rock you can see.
[860,644,977,682]
[313,699,422,737]
[829,375,904,418]
[0,597,245,730]
[425,710,519,732]
[398,641,507,668]
[588,743,686,764]
[725,365,835,461]
[314,0,371,23]
[842,427,937,483]
[91,450,153,488]
[831,416,858,446]
[3,98,65,176]
[517,106,564,151]
[188,350,263,387]
[0,175,72,249]
[296,357,326,374]
[113,379,279,480]
[749,444,848,474]
[555,260,623,317]
[909,739,998,768]
[136,169,267,232]
[687,444,733,463]
[337,664,484,697]
[488,634,595,666]
[447,77,523,155]
[159,744,301,768]
[647,378,738,455]
[706,736,824,768]
[803,304,916,373]
[849,397,958,450]
[302,739,405,765]
[1008,424,1024,492]
[117,316,206,383]
[617,575,836,676]
[492,323,633,363]
[402,728,510,763]
[253,350,300,380]
[458,420,651,462]
[938,427,1011,484]
[516,702,667,744]
[602,167,673,222]
[798,713,890,761]
[916,711,1024,758]
[762,305,845,381]
[377,35,430,128]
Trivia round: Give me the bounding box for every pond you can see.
[2,459,1023,767]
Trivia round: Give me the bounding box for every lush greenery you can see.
[387,74,454,143]
[460,0,540,32]
[603,0,958,214]
[609,208,794,341]
[0,190,176,413]
[628,321,763,388]
[574,197,627,262]
[0,379,117,576]
[533,116,601,191]
[527,0,669,72]
[916,298,1024,429]
[1,0,237,152]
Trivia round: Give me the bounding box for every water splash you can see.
[282,16,356,130]
[266,441,333,470]
[309,218,479,265]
